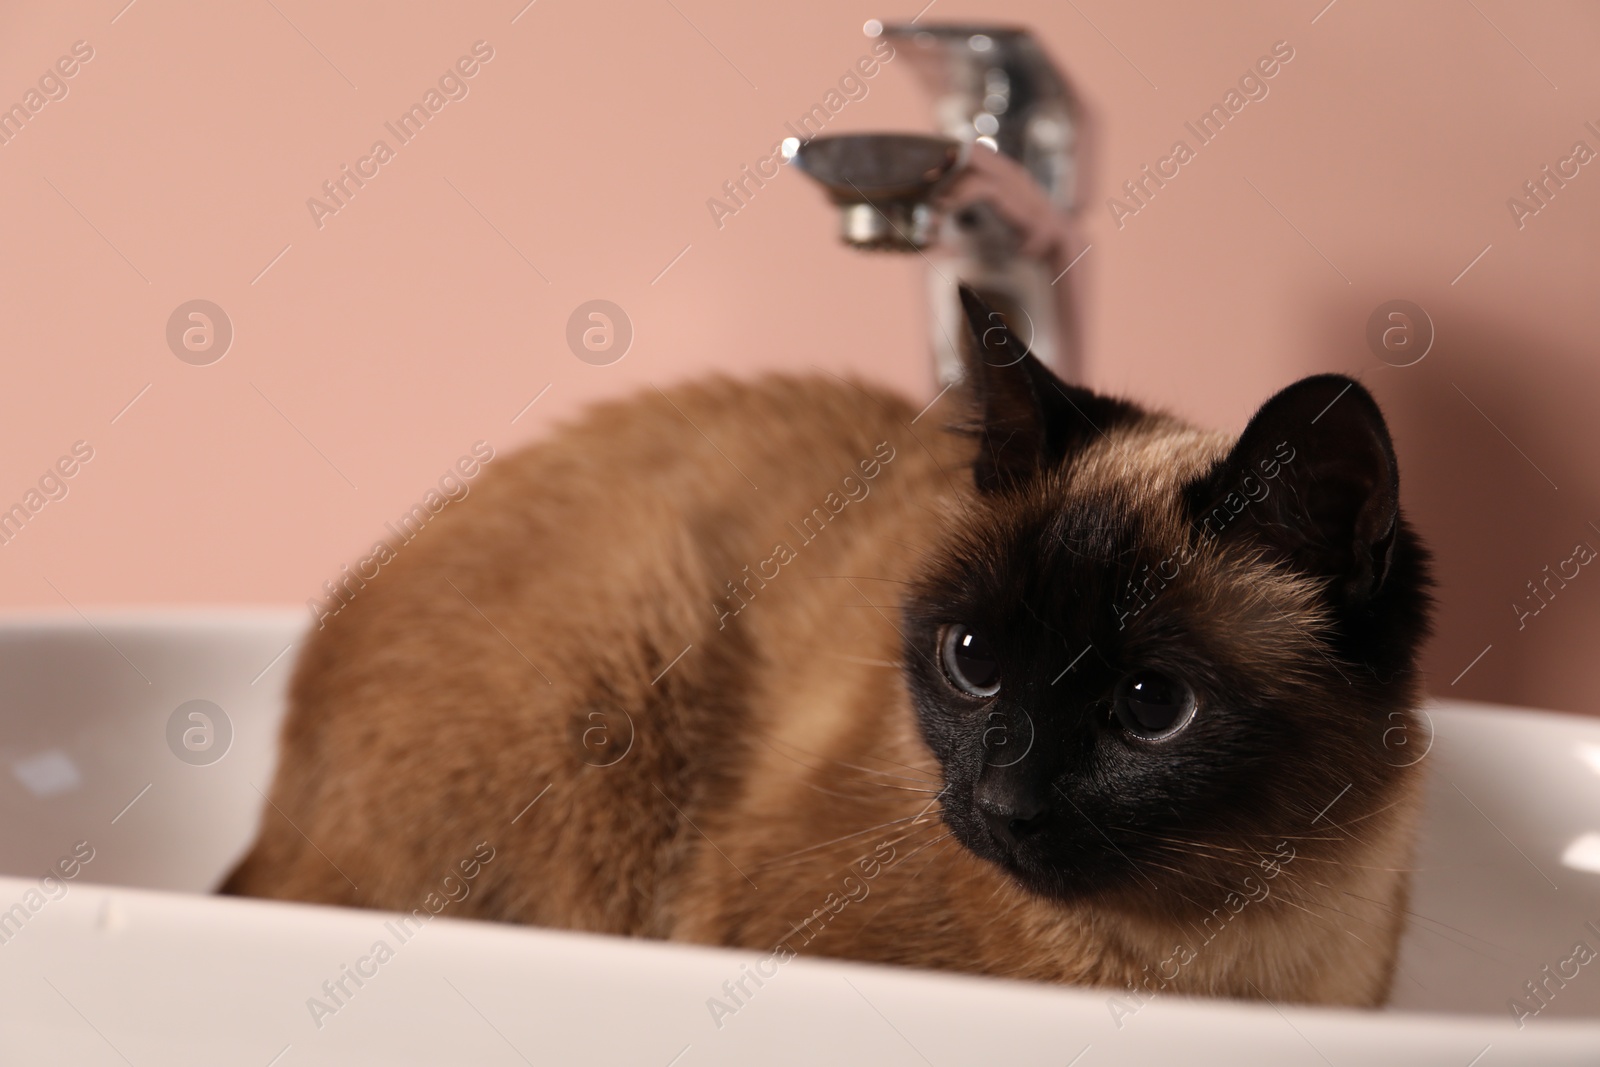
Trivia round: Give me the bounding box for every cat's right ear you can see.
[956,287,1134,494]
[1187,374,1401,603]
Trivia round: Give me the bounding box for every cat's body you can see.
[225,295,1430,1007]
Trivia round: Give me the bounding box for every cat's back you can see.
[313,371,939,649]
[450,371,931,557]
[223,372,951,929]
[359,372,945,648]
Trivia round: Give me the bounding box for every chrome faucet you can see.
[790,21,1083,385]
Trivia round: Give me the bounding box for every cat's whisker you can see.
[1114,829,1252,855]
[1134,844,1411,962]
[880,835,956,903]
[755,734,941,787]
[1136,824,1357,845]
[766,739,944,787]
[1120,857,1236,918]
[821,653,905,670]
[845,828,953,910]
[1128,839,1385,935]
[1114,829,1383,868]
[1221,833,1351,844]
[1250,886,1380,953]
[1139,844,1388,953]
[761,828,949,928]
[778,766,943,800]
[1336,887,1508,953]
[1133,855,1371,958]
[846,752,945,782]
[778,749,942,788]
[754,821,929,873]
[848,829,958,935]
[1259,886,1449,991]
[769,757,945,798]
[796,777,943,802]
[1304,796,1407,833]
[1295,878,1511,963]
[786,775,912,806]
[753,807,946,872]
[1122,842,1334,920]
[807,574,914,587]
[805,773,944,797]
[893,830,954,870]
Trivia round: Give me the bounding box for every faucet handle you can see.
[787,133,966,250]
[866,21,1078,211]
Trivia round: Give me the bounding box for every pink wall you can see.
[1,1,1597,714]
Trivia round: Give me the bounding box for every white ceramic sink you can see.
[0,612,1595,1065]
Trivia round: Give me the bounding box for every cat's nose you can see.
[975,785,1049,848]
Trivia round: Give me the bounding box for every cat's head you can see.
[901,288,1432,912]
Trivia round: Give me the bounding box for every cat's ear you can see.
[956,286,1134,494]
[1188,374,1400,602]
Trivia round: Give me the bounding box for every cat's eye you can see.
[1113,670,1196,740]
[939,624,1000,698]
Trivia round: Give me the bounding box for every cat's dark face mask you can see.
[900,288,1432,910]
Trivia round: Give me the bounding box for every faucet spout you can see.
[788,133,966,251]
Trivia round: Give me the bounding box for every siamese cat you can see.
[225,289,1432,1007]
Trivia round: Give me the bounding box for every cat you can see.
[223,288,1432,1008]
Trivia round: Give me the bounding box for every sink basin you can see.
[0,611,1595,1064]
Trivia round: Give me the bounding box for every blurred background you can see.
[0,0,1596,715]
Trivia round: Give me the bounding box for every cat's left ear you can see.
[1188,374,1400,602]
[956,286,1135,494]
